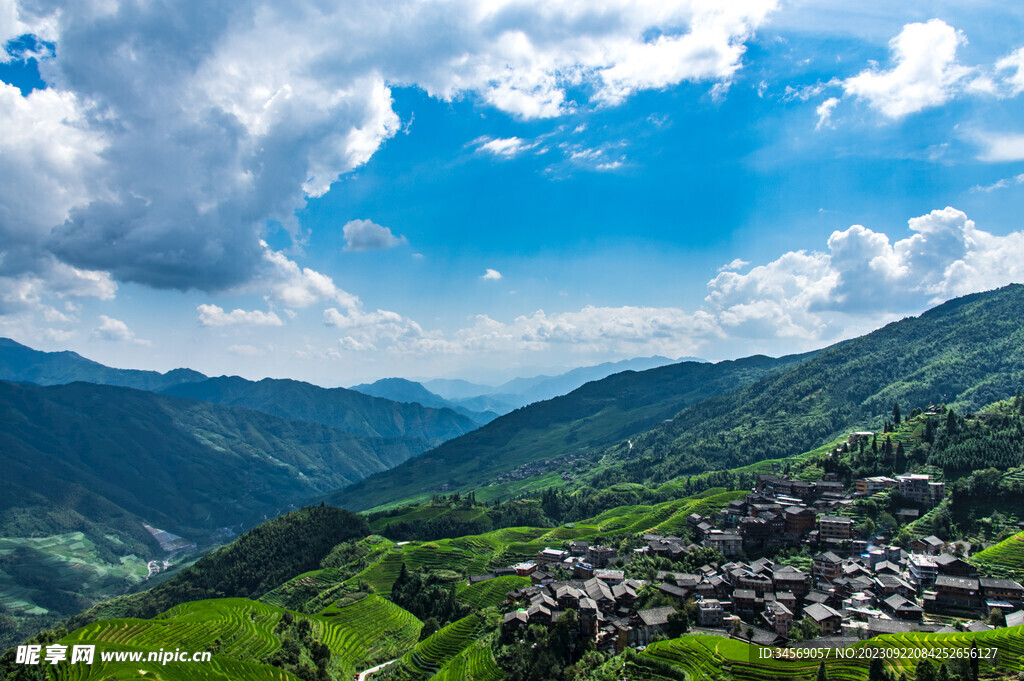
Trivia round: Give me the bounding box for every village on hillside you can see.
[479,434,1023,653]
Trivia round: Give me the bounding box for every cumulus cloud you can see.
[94,315,149,345]
[705,207,1024,343]
[0,0,777,306]
[342,219,408,251]
[259,242,359,309]
[481,268,503,280]
[843,19,972,118]
[197,304,284,327]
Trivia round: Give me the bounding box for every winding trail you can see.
[356,659,397,680]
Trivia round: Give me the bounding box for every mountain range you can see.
[328,284,1024,511]
[416,355,692,414]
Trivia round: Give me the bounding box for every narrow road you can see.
[356,659,397,680]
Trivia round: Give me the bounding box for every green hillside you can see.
[328,353,810,511]
[0,337,206,392]
[585,284,1024,493]
[163,375,481,444]
[0,380,425,542]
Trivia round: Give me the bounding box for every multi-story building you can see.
[697,599,724,627]
[765,600,794,636]
[855,476,896,495]
[896,474,944,505]
[586,545,617,568]
[933,575,982,611]
[813,551,843,583]
[704,532,743,558]
[819,515,854,541]
[537,548,569,565]
[980,578,1024,608]
[908,554,938,589]
[784,506,816,536]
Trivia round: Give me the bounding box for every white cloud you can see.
[94,315,150,345]
[995,46,1024,97]
[227,343,265,356]
[481,268,503,280]
[718,258,750,272]
[971,174,1024,193]
[0,0,778,303]
[197,304,284,327]
[342,219,408,251]
[815,97,839,129]
[476,136,538,159]
[259,242,360,309]
[843,19,972,118]
[974,132,1024,162]
[704,207,1024,344]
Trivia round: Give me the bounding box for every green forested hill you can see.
[0,380,427,543]
[588,284,1024,489]
[162,375,482,443]
[0,337,206,391]
[327,352,811,511]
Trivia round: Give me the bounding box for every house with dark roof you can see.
[980,578,1024,608]
[932,575,982,611]
[882,594,924,621]
[813,551,843,582]
[933,554,978,577]
[629,607,676,646]
[804,603,844,636]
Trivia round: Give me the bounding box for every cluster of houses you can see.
[494,534,1024,651]
[487,456,1023,650]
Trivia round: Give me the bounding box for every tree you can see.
[869,657,887,681]
[988,608,1006,627]
[420,616,440,641]
[893,402,902,426]
[817,661,829,681]
[916,659,936,681]
[666,609,689,637]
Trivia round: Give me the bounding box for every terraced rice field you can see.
[431,637,503,681]
[45,650,303,681]
[260,566,349,610]
[973,531,1024,570]
[315,594,422,669]
[394,613,488,679]
[651,491,749,535]
[457,576,530,609]
[639,626,1024,681]
[52,594,423,680]
[67,599,284,661]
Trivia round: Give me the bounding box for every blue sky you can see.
[2,1,1024,385]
